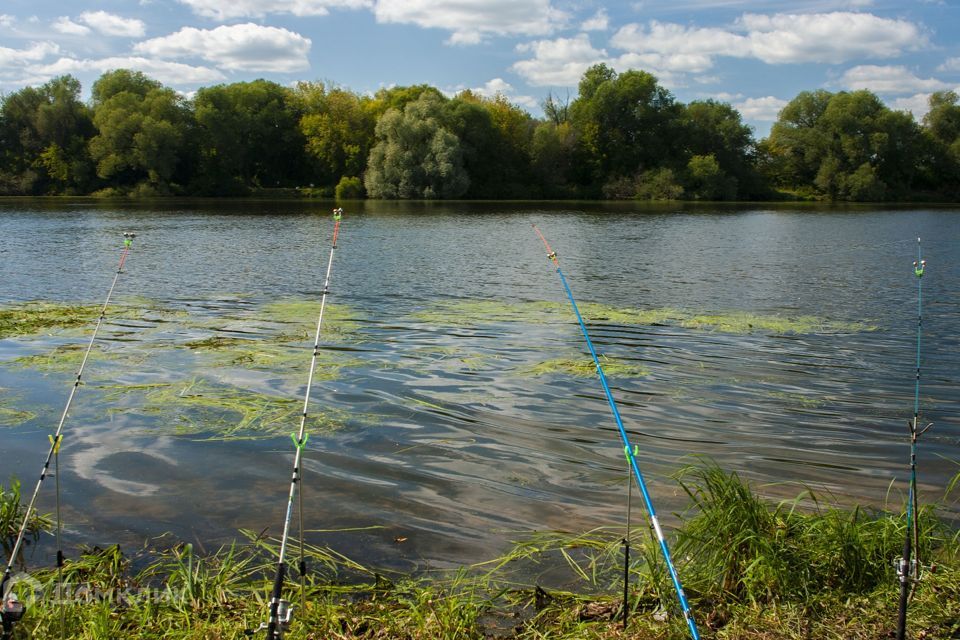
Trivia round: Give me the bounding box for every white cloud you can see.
[890,93,932,121]
[374,0,568,45]
[135,24,311,73]
[939,57,960,72]
[52,17,91,36]
[611,12,927,69]
[0,42,60,69]
[739,12,927,64]
[0,14,14,27]
[470,77,537,108]
[612,21,748,60]
[581,9,609,31]
[512,34,607,86]
[734,96,788,121]
[27,56,226,86]
[79,11,146,37]
[616,51,714,74]
[839,65,949,94]
[706,92,744,102]
[177,0,372,20]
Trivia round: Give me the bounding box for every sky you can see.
[1,1,958,138]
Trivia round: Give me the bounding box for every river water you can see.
[0,200,957,569]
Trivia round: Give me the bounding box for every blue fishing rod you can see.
[896,238,931,640]
[533,226,700,640]
[253,209,342,640]
[2,232,136,640]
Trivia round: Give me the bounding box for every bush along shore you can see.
[2,461,958,639]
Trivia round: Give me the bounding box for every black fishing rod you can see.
[253,209,342,640]
[1,232,136,640]
[533,226,701,640]
[896,238,931,640]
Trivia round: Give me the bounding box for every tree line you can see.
[1,65,958,201]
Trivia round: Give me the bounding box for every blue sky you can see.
[1,1,958,137]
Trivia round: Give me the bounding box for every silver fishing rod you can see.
[2,232,136,640]
[254,210,342,640]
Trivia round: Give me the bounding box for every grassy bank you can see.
[3,461,958,639]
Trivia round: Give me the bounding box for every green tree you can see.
[0,76,94,194]
[365,93,469,199]
[294,82,375,191]
[530,121,577,197]
[685,154,736,200]
[89,70,191,193]
[192,79,305,194]
[764,89,926,200]
[921,91,960,193]
[682,100,759,198]
[569,64,684,193]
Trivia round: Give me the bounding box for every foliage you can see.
[192,80,306,194]
[2,68,960,199]
[364,92,470,199]
[335,175,364,199]
[294,81,376,192]
[88,70,191,193]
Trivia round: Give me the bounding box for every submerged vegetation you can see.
[0,297,368,439]
[0,302,111,339]
[524,356,650,379]
[411,298,875,335]
[2,462,957,639]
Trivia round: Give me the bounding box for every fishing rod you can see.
[896,238,931,640]
[253,208,342,640]
[1,232,136,640]
[532,226,700,640]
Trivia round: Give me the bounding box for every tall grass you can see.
[1,463,957,639]
[1,478,52,561]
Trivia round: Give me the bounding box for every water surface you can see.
[1,200,957,569]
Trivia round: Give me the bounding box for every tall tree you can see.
[193,79,306,194]
[365,92,468,199]
[294,81,376,191]
[0,75,94,194]
[764,89,926,200]
[681,100,758,198]
[569,64,683,192]
[89,70,191,193]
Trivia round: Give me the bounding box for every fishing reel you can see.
[245,599,294,639]
[1,593,25,640]
[894,556,932,584]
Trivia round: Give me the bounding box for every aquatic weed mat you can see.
[0,300,157,339]
[408,298,876,335]
[103,377,364,440]
[0,389,36,427]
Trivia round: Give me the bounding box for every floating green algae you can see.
[765,390,826,408]
[184,335,254,350]
[0,301,150,339]
[680,312,874,334]
[137,378,357,439]
[523,356,649,378]
[0,302,103,339]
[408,298,874,335]
[0,392,35,427]
[9,343,134,375]
[257,299,362,340]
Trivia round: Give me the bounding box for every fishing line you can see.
[1,232,136,640]
[532,225,701,640]
[256,209,342,640]
[896,237,932,640]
